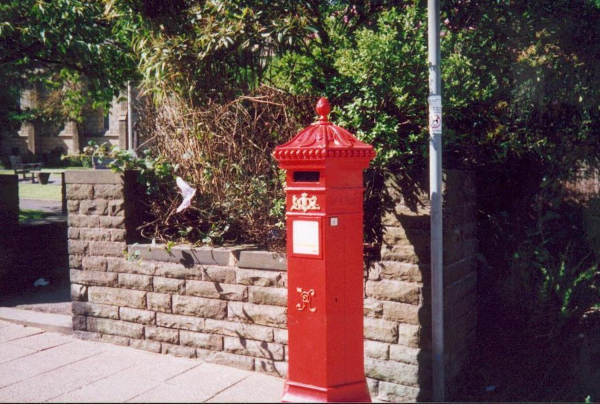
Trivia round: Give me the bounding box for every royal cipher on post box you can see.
[273,98,375,403]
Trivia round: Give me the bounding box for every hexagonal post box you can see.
[273,98,375,402]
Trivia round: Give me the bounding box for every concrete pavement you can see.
[0,319,284,403]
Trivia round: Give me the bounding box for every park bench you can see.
[9,155,42,181]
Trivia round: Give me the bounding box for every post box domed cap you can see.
[273,98,376,161]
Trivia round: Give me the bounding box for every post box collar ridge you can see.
[273,98,375,161]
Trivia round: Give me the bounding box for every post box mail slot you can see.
[293,171,320,183]
[273,97,375,403]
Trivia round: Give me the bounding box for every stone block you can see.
[365,340,390,360]
[273,329,288,345]
[172,295,227,319]
[153,277,185,294]
[203,319,274,342]
[94,184,124,199]
[145,326,179,344]
[99,216,125,229]
[381,244,429,264]
[68,240,88,255]
[224,337,285,360]
[68,228,80,239]
[156,313,204,332]
[147,292,172,312]
[365,379,379,399]
[444,271,477,307]
[119,307,156,325]
[87,317,144,339]
[162,343,196,358]
[89,241,127,257]
[69,255,83,270]
[365,358,420,387]
[202,266,237,284]
[397,324,423,349]
[382,301,422,325]
[186,280,247,301]
[238,251,287,271]
[130,339,162,354]
[101,334,131,347]
[65,170,123,184]
[255,359,288,378]
[155,262,202,279]
[78,228,111,241]
[70,269,118,287]
[365,280,421,305]
[378,261,426,283]
[66,184,94,200]
[73,315,86,331]
[82,256,108,272]
[108,199,125,216]
[73,331,101,342]
[180,330,223,351]
[389,345,431,367]
[137,245,238,267]
[72,301,119,319]
[88,286,146,309]
[67,200,80,213]
[377,381,424,402]
[364,318,398,343]
[80,199,108,216]
[196,349,255,371]
[248,286,287,307]
[71,284,87,301]
[364,298,383,318]
[228,302,287,328]
[111,229,127,242]
[107,257,156,276]
[118,273,153,291]
[236,268,285,288]
[68,214,100,228]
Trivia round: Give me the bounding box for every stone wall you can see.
[66,170,478,402]
[0,175,19,293]
[365,170,478,401]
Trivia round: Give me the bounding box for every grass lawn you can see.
[0,166,92,175]
[19,183,62,200]
[19,209,53,222]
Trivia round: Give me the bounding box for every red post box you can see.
[273,98,375,402]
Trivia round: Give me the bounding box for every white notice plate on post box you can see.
[293,220,320,255]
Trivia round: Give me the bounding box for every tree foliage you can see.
[0,0,137,122]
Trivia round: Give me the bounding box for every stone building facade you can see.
[65,169,478,402]
[0,84,137,164]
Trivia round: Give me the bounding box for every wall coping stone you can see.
[128,244,265,268]
[65,170,123,184]
[238,250,287,271]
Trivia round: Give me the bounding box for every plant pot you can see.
[37,172,51,185]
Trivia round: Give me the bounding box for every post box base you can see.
[282,379,371,403]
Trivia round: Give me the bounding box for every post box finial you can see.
[316,97,330,122]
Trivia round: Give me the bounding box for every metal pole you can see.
[127,81,133,150]
[427,0,445,401]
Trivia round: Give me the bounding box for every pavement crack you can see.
[202,374,251,403]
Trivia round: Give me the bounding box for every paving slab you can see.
[0,339,104,389]
[48,373,162,403]
[0,322,284,403]
[206,373,284,403]
[0,307,72,334]
[116,354,202,383]
[166,363,250,397]
[0,323,43,343]
[0,344,36,365]
[7,331,71,351]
